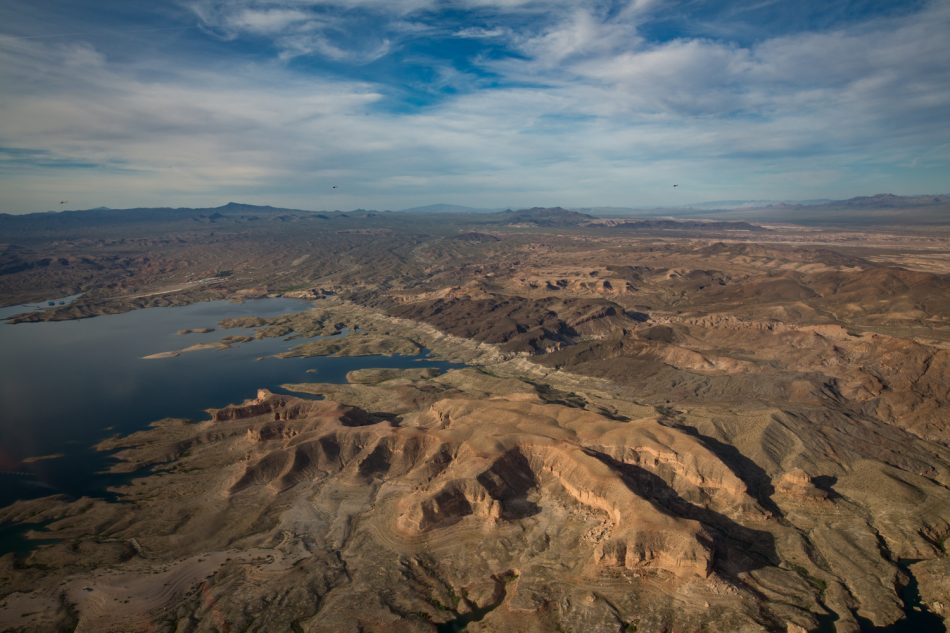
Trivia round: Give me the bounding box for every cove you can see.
[0,298,461,516]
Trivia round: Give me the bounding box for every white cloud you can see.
[1,1,949,211]
[228,8,311,33]
[518,9,635,64]
[276,30,392,62]
[453,26,510,39]
[183,0,627,61]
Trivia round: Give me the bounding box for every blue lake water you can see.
[0,298,460,513]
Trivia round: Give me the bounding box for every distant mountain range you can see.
[0,202,335,237]
[2,194,947,228]
[701,193,950,226]
[777,193,949,209]
[400,194,949,222]
[574,194,950,226]
[0,201,310,222]
[397,203,501,214]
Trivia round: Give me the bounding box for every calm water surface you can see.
[0,298,460,511]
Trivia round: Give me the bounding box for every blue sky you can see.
[1,0,948,212]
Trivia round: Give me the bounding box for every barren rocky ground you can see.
[0,204,948,632]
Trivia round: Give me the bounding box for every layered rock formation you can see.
[2,207,949,632]
[2,359,948,632]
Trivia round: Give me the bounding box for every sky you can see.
[1,0,949,213]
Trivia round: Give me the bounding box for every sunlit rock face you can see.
[2,205,950,632]
[4,363,948,633]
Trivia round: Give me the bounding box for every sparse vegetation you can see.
[1,205,948,632]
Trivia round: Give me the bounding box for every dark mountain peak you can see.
[499,207,594,227]
[400,203,491,214]
[216,202,282,213]
[831,193,950,209]
[510,206,583,216]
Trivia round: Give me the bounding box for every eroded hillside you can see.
[1,207,949,632]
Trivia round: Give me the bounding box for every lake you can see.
[0,298,460,512]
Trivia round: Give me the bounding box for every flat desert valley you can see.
[0,200,949,633]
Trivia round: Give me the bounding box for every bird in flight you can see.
[59,200,68,205]
[332,185,337,189]
[673,184,678,188]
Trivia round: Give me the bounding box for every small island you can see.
[176,327,215,335]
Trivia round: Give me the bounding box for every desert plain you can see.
[0,200,948,633]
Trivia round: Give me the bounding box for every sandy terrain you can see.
[1,205,949,632]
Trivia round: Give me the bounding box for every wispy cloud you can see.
[0,0,948,211]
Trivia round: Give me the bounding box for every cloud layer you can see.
[1,0,948,211]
